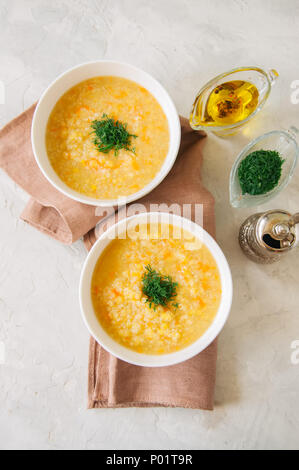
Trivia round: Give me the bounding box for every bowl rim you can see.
[79,212,233,367]
[190,66,274,132]
[31,60,181,207]
[229,129,299,208]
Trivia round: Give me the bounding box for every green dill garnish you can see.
[238,149,285,196]
[91,114,137,156]
[142,265,179,310]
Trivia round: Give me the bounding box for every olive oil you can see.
[192,80,259,127]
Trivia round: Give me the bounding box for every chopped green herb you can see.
[238,149,285,196]
[91,114,137,156]
[142,265,179,310]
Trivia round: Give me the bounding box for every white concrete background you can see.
[0,0,299,450]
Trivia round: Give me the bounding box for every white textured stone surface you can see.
[1,0,299,450]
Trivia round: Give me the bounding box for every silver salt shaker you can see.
[239,210,299,263]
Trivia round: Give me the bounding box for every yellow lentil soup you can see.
[91,224,222,355]
[46,76,169,199]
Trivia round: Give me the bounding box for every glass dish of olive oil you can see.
[190,67,278,137]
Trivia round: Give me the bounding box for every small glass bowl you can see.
[190,66,279,137]
[229,128,299,208]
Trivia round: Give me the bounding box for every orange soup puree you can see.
[46,76,169,199]
[91,224,222,354]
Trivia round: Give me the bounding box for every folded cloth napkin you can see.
[85,119,218,410]
[0,104,102,244]
[0,105,217,409]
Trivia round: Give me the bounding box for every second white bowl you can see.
[79,212,233,367]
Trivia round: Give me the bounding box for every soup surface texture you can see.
[91,224,222,354]
[46,76,169,199]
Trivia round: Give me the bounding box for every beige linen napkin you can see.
[0,104,102,244]
[0,105,218,409]
[85,118,218,410]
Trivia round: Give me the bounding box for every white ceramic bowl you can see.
[31,61,181,207]
[79,212,233,367]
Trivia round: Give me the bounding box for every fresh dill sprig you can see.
[142,265,179,310]
[238,149,285,196]
[91,114,137,156]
